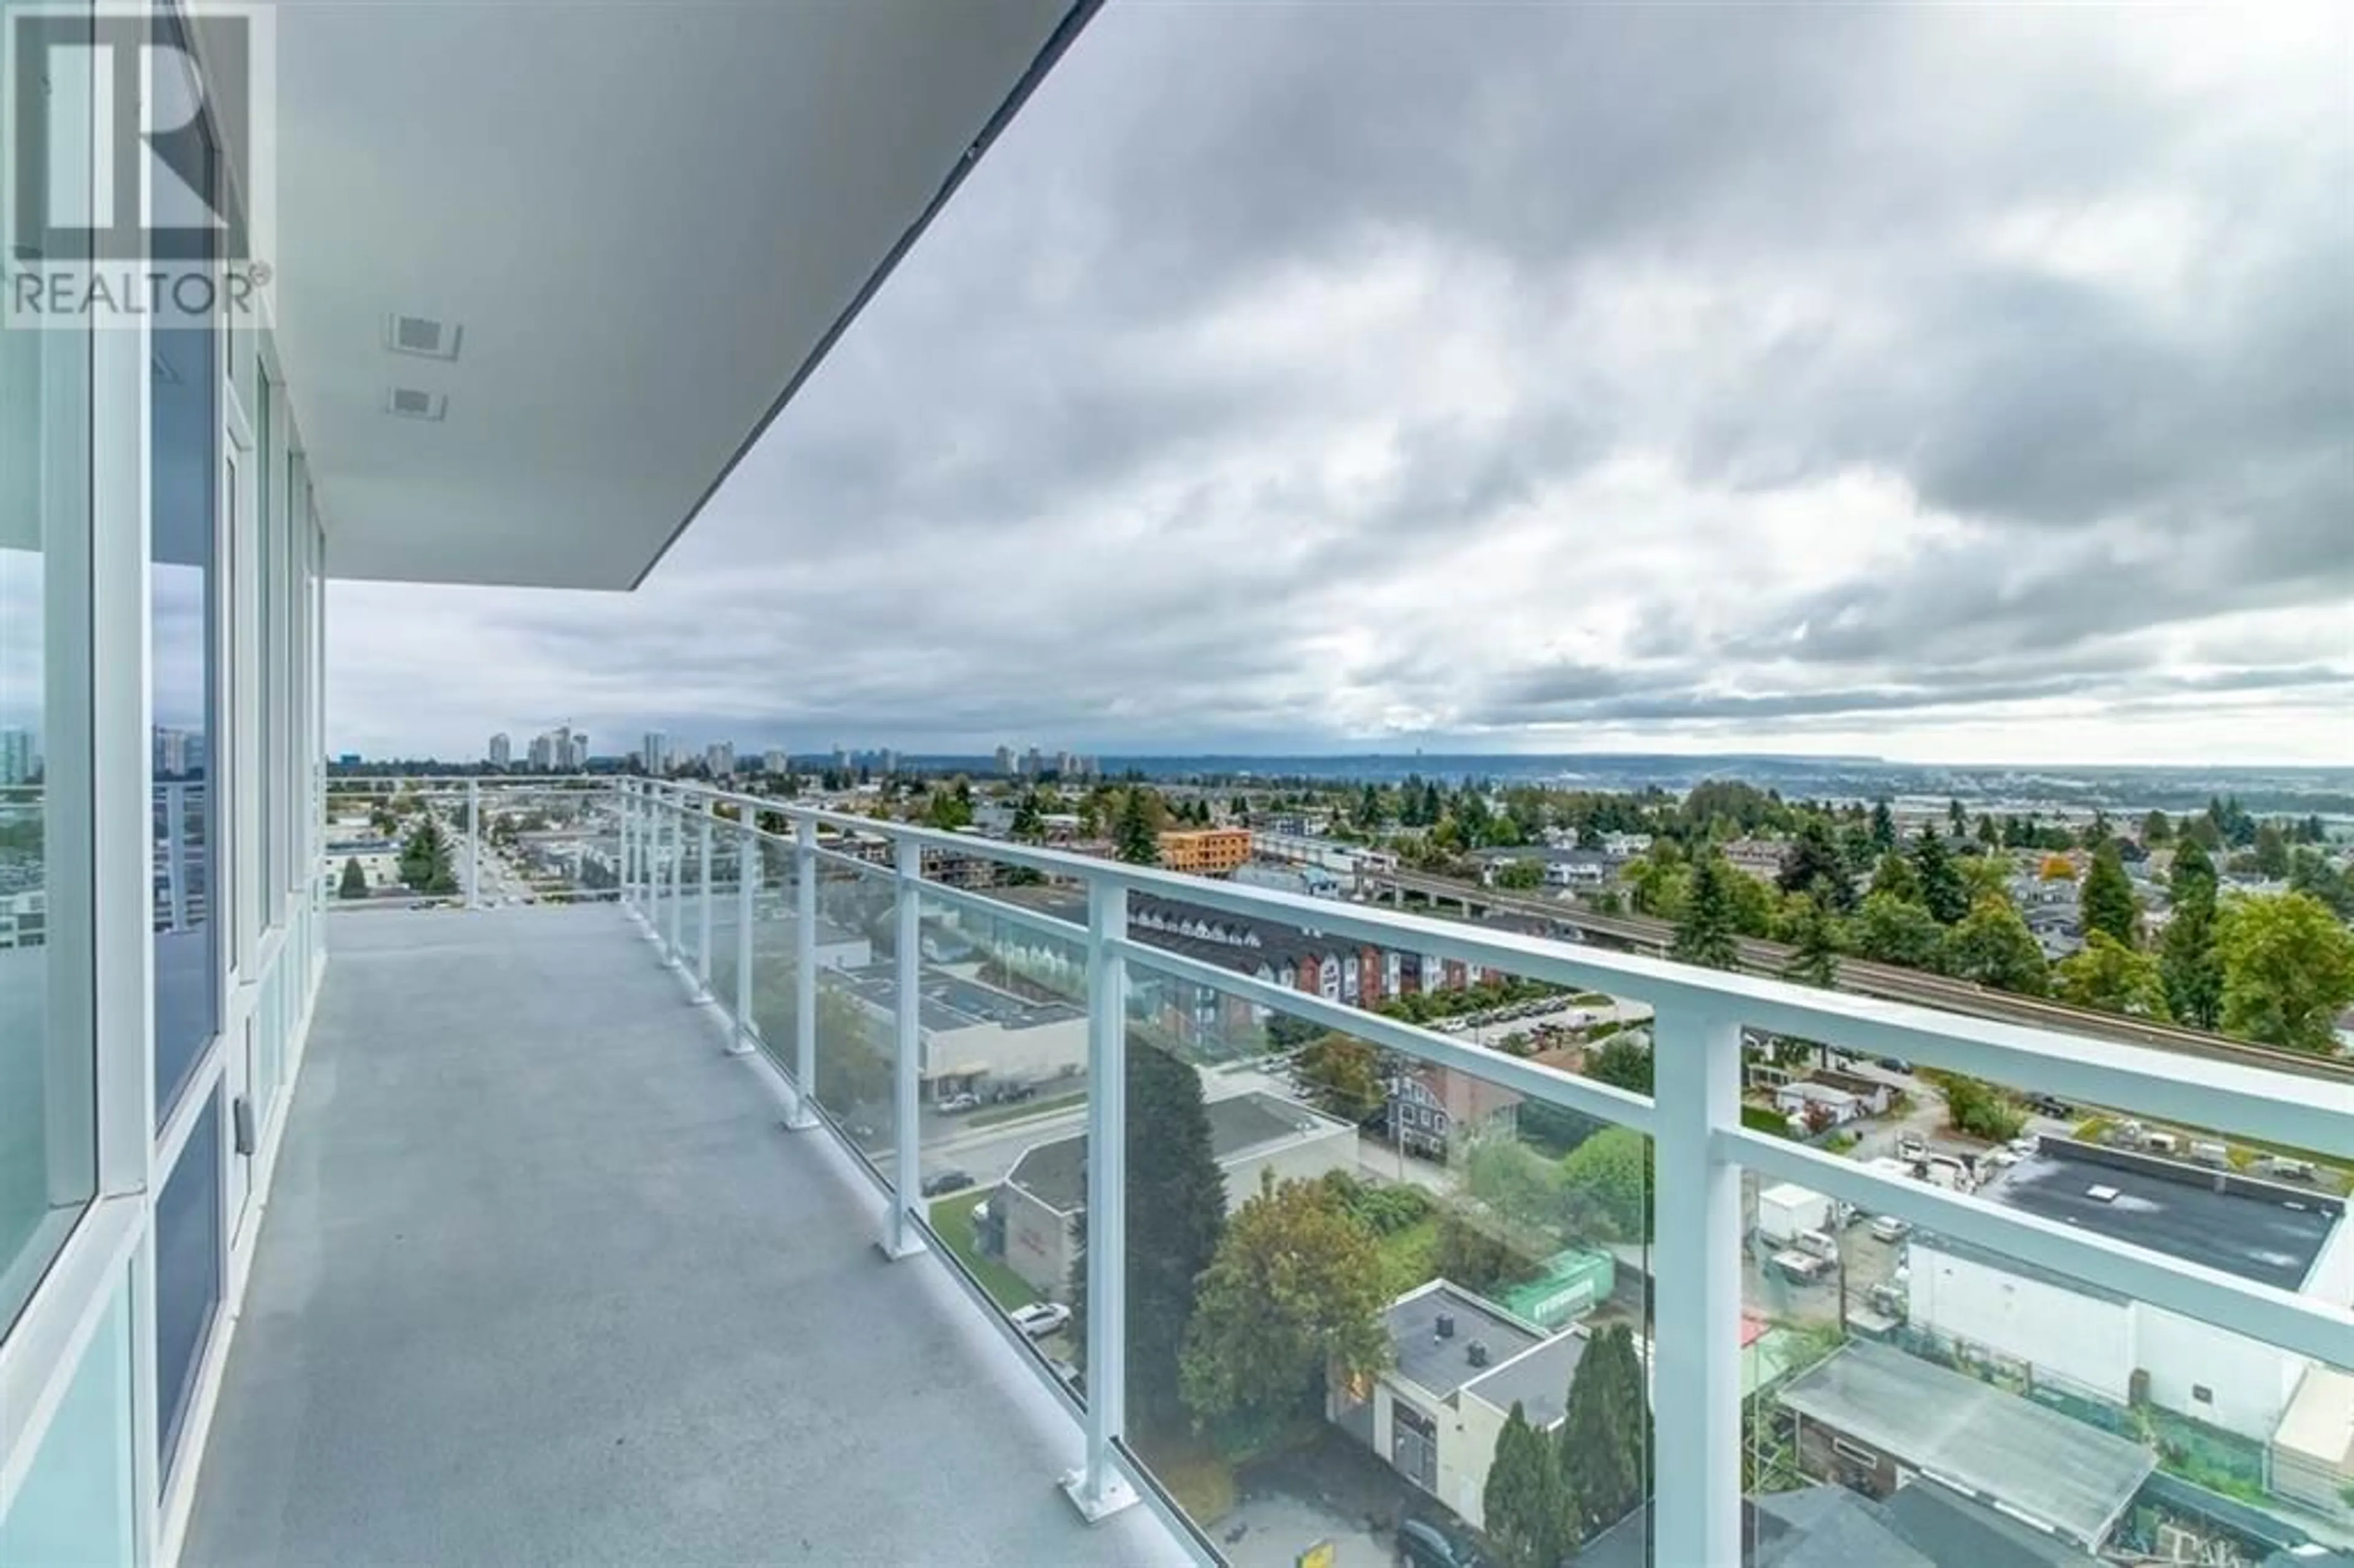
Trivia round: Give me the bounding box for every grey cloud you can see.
[329,4,2354,760]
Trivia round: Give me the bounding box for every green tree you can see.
[2215,892,2354,1053]
[2081,839,2140,946]
[1070,1041,1227,1434]
[1780,894,1842,988]
[1910,826,1969,925]
[2054,932,2170,1018]
[1854,892,1944,972]
[1494,858,1545,891]
[1560,1322,1651,1540]
[1114,788,1161,865]
[1179,1175,1392,1452]
[1868,848,1921,904]
[337,856,369,899]
[2141,810,2173,847]
[1559,1127,1650,1242]
[1485,1402,1580,1568]
[398,816,456,894]
[2253,821,2291,880]
[1947,797,1968,834]
[1777,819,1854,911]
[1672,850,1743,970]
[1868,799,1897,854]
[1431,1206,1542,1295]
[1008,792,1046,843]
[1945,894,2047,994]
[2162,840,2225,1029]
[1295,1032,1387,1123]
[2289,846,2354,920]
[1931,1073,2027,1142]
[1585,1033,1654,1096]
[1625,847,1690,921]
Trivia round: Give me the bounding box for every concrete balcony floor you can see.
[183,905,1186,1566]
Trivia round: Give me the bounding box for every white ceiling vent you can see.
[384,387,448,422]
[383,313,463,361]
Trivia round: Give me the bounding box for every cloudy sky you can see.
[330,2,2353,766]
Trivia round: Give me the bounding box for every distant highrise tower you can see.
[0,729,34,785]
[761,749,790,775]
[565,730,590,769]
[994,745,1014,775]
[1023,746,1043,777]
[488,732,512,768]
[878,748,898,777]
[527,731,558,771]
[705,741,734,777]
[641,731,668,774]
[831,745,849,772]
[153,726,194,779]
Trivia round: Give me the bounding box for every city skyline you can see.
[323,5,2349,767]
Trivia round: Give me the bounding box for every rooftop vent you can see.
[384,387,448,422]
[1434,1311,1455,1341]
[1467,1340,1490,1368]
[2087,1184,2121,1203]
[383,313,462,361]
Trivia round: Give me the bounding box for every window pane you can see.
[152,308,218,1114]
[0,0,97,1331]
[156,1092,223,1474]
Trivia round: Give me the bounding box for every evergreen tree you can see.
[1671,850,1743,970]
[2253,821,2291,880]
[1560,1322,1651,1540]
[1976,813,2000,848]
[1780,894,1842,988]
[1868,799,1897,854]
[1070,1041,1227,1433]
[398,816,456,894]
[1485,1402,1580,1568]
[1947,797,1968,833]
[1910,825,1969,924]
[1114,788,1160,865]
[2080,839,2139,946]
[1776,818,1853,911]
[2141,810,2173,847]
[337,856,369,899]
[2161,839,2223,1029]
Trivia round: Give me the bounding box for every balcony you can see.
[207,778,2354,1568]
[178,903,1194,1566]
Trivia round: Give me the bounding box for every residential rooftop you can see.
[1382,1281,1588,1426]
[1990,1138,2342,1293]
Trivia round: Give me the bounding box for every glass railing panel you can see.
[1117,969,1656,1568]
[747,834,800,1083]
[908,888,1091,1382]
[706,818,746,1013]
[809,856,898,1166]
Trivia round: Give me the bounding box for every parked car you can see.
[1869,1216,1911,1243]
[1396,1518,1482,1568]
[1009,1303,1071,1341]
[1876,1057,1912,1073]
[920,1170,972,1198]
[939,1092,981,1114]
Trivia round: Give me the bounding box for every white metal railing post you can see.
[696,796,716,998]
[732,816,756,1054]
[664,791,684,965]
[464,778,480,909]
[882,836,926,1259]
[1650,1004,1742,1567]
[786,817,818,1129]
[1065,875,1137,1521]
[619,781,634,911]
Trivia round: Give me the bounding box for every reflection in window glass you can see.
[152,308,218,1116]
[156,1093,223,1474]
[0,6,97,1332]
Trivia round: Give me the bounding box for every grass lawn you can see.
[928,1189,1042,1312]
[1134,1429,1238,1524]
[1375,1217,1441,1297]
[967,1089,1087,1128]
